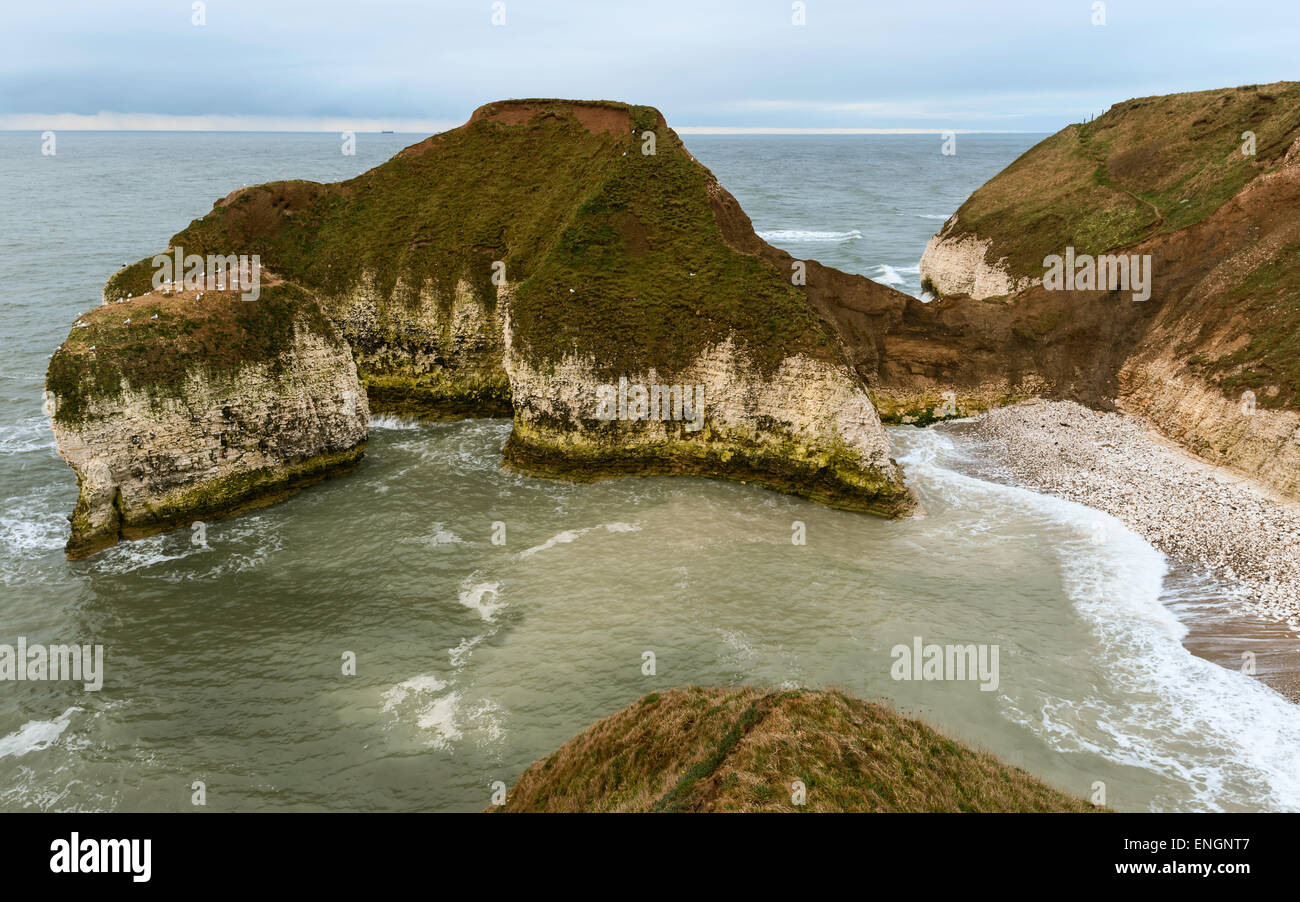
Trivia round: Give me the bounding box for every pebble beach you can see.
[950,400,1300,632]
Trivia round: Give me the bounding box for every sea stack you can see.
[46,281,368,558]
[46,99,918,556]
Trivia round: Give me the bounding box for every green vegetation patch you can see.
[1191,240,1300,408]
[114,101,840,382]
[47,282,337,427]
[946,82,1300,279]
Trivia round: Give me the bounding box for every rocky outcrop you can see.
[52,86,1300,552]
[919,219,1031,300]
[46,281,367,557]
[322,273,509,418]
[48,99,920,555]
[501,326,911,515]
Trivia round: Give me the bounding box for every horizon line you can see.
[0,112,1050,136]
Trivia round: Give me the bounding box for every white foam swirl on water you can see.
[458,579,504,622]
[382,675,447,708]
[405,523,462,549]
[382,674,504,752]
[0,417,56,455]
[0,707,80,759]
[83,516,282,579]
[757,228,862,242]
[369,415,424,431]
[517,522,641,559]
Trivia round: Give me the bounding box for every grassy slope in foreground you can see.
[496,687,1097,812]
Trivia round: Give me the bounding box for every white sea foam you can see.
[0,500,67,580]
[519,528,586,558]
[867,263,922,292]
[381,675,447,711]
[415,691,464,749]
[0,417,55,455]
[449,634,485,669]
[87,517,281,580]
[407,523,462,548]
[898,427,1300,811]
[873,264,908,286]
[369,415,424,431]
[518,522,642,559]
[0,707,80,759]
[757,228,862,242]
[466,698,505,748]
[458,579,504,622]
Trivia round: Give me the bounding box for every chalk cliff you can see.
[871,82,1300,498]
[46,282,367,557]
[47,99,918,555]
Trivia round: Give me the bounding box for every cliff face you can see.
[61,97,917,551]
[325,274,509,418]
[494,687,1096,812]
[919,222,1031,300]
[46,282,367,557]
[50,88,1298,551]
[863,82,1300,497]
[501,329,908,514]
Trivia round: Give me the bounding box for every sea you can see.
[1,131,1298,812]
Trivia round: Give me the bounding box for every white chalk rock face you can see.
[47,297,368,558]
[919,215,1033,300]
[500,301,914,516]
[322,272,510,416]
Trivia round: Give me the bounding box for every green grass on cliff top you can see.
[46,283,338,426]
[946,82,1300,278]
[496,687,1098,813]
[104,100,839,379]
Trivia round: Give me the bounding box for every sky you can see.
[1,0,1294,133]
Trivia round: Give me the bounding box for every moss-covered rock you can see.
[47,279,368,557]
[76,98,916,528]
